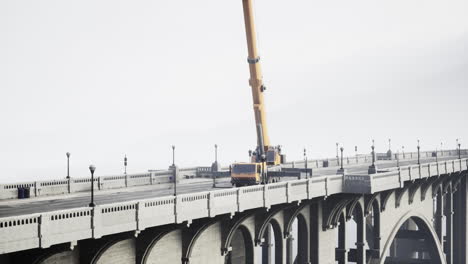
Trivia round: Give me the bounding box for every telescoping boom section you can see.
[231,0,285,187]
[241,0,282,165]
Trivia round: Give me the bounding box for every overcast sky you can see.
[1,0,467,182]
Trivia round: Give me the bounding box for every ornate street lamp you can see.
[304,148,308,179]
[172,145,177,196]
[417,140,421,165]
[213,144,218,187]
[355,146,358,163]
[368,140,377,174]
[66,152,71,179]
[124,155,127,175]
[89,165,96,207]
[336,143,339,166]
[340,147,344,171]
[172,145,176,166]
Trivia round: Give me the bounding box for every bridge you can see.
[0,149,467,264]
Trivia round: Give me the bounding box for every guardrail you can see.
[1,149,465,201]
[0,157,466,254]
[0,171,173,200]
[285,149,467,169]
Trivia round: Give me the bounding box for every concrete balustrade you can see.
[177,193,210,224]
[0,214,40,253]
[0,172,172,200]
[0,150,464,201]
[41,208,93,248]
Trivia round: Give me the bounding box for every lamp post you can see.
[368,140,377,174]
[372,144,375,166]
[213,144,218,188]
[457,139,461,159]
[89,165,96,207]
[336,143,339,166]
[172,145,177,196]
[417,140,420,165]
[66,152,71,179]
[355,146,358,163]
[402,146,405,159]
[372,139,375,163]
[440,142,443,156]
[337,147,345,174]
[124,155,127,175]
[304,148,308,179]
[172,145,175,166]
[340,147,344,170]
[397,150,400,167]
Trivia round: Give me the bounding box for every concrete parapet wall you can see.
[0,172,172,200]
[0,149,464,201]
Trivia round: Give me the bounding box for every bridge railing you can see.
[0,171,174,200]
[368,158,468,193]
[286,149,466,169]
[0,172,345,254]
[0,149,465,201]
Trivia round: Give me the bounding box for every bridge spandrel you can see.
[343,174,372,194]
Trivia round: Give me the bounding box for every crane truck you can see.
[230,0,304,187]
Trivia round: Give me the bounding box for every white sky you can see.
[1,0,467,182]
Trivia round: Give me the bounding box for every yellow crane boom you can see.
[230,0,284,187]
[242,0,270,149]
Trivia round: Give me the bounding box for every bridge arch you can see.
[141,228,181,264]
[141,229,180,264]
[182,220,224,264]
[263,218,283,264]
[91,238,136,264]
[255,207,285,264]
[285,211,309,264]
[379,212,445,264]
[366,197,381,259]
[33,248,78,264]
[225,225,254,264]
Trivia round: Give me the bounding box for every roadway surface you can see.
[0,155,465,218]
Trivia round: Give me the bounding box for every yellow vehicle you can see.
[230,0,284,186]
[231,163,263,187]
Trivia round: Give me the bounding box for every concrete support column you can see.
[286,234,294,264]
[435,191,444,243]
[336,216,348,264]
[261,226,272,264]
[356,211,366,264]
[453,176,467,263]
[445,183,454,264]
[310,202,336,264]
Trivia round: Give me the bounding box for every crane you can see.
[230,0,284,186]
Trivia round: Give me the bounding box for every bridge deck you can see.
[0,155,463,218]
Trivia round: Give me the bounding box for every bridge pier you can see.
[444,181,454,264]
[453,175,468,263]
[260,226,271,264]
[336,214,348,264]
[285,234,294,264]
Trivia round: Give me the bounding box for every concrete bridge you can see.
[0,150,467,264]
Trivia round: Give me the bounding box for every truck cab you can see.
[231,163,263,187]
